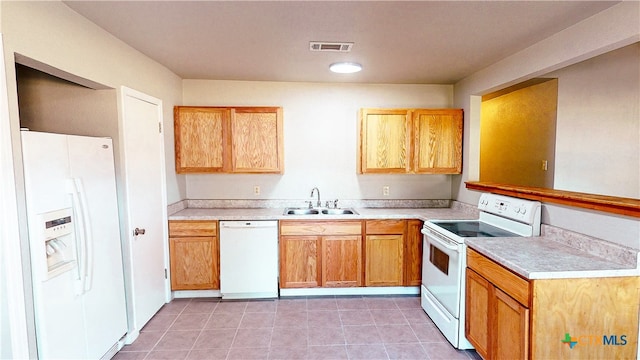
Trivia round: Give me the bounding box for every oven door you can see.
[421,226,463,318]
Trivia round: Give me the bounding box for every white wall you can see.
[183,80,454,201]
[453,2,640,249]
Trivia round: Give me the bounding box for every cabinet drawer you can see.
[467,248,529,306]
[280,221,362,236]
[169,220,217,237]
[365,219,406,234]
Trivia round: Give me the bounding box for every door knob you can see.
[134,228,146,236]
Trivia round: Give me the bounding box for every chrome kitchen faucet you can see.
[310,187,321,207]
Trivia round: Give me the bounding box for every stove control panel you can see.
[478,193,541,224]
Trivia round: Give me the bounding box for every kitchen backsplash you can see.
[542,224,639,267]
[167,198,468,215]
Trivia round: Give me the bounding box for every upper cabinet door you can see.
[358,108,463,174]
[231,107,284,173]
[359,109,411,173]
[174,106,283,174]
[174,107,229,173]
[413,109,463,174]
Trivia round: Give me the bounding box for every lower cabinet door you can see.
[365,234,403,286]
[169,236,218,290]
[279,236,322,288]
[466,268,491,359]
[322,235,362,287]
[494,288,529,360]
[404,220,423,286]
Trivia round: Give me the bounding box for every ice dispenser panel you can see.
[40,208,77,279]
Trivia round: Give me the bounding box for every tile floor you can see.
[114,295,480,360]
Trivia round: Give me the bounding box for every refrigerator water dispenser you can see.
[40,208,77,279]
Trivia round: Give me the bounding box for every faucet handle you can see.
[334,199,339,208]
[305,201,313,209]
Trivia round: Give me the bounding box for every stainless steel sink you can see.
[283,207,358,215]
[284,208,320,215]
[321,208,358,215]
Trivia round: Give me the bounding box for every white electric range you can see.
[420,193,541,349]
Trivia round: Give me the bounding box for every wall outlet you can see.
[541,160,548,171]
[253,185,260,195]
[383,185,390,196]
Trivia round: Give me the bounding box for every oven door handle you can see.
[422,228,460,251]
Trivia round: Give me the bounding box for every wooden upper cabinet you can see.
[231,107,284,173]
[358,108,463,174]
[174,107,229,173]
[413,109,463,174]
[174,106,283,174]
[359,109,410,173]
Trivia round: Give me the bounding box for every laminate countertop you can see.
[167,207,478,222]
[466,231,640,280]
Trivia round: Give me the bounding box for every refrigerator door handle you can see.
[74,178,94,292]
[68,179,85,295]
[69,178,93,294]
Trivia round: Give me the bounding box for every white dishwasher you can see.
[219,221,279,299]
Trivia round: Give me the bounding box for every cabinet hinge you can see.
[159,122,163,133]
[164,268,167,279]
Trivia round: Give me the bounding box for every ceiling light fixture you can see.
[329,62,362,74]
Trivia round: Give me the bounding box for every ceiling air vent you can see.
[309,42,353,52]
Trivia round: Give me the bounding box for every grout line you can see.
[118,295,477,360]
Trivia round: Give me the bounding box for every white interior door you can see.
[120,87,169,342]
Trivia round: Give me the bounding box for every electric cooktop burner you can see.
[430,221,520,238]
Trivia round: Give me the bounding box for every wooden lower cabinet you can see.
[404,219,423,286]
[323,235,362,287]
[465,268,491,359]
[280,219,423,289]
[364,219,405,286]
[494,287,529,360]
[365,234,403,286]
[466,248,640,360]
[279,221,362,288]
[279,235,321,288]
[168,220,219,290]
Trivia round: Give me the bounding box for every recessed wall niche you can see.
[480,78,558,188]
[15,63,118,139]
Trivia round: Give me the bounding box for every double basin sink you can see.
[284,207,359,215]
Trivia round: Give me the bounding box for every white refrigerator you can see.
[21,131,128,359]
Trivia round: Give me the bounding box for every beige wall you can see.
[453,2,640,248]
[548,43,639,199]
[182,80,454,201]
[2,1,185,204]
[0,2,183,357]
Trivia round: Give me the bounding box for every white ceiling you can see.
[64,1,618,84]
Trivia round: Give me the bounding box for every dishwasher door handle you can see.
[220,221,278,229]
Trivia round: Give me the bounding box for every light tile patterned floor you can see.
[114,295,480,360]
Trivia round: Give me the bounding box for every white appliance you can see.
[219,221,278,299]
[421,193,541,350]
[21,131,128,359]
